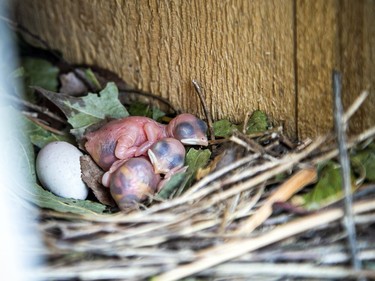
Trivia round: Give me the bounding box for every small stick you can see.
[332,71,361,272]
[183,153,261,196]
[192,80,215,142]
[311,126,375,166]
[26,115,66,135]
[343,90,369,123]
[153,199,375,281]
[119,88,180,114]
[234,131,267,154]
[296,138,313,151]
[242,110,252,134]
[233,168,317,235]
[5,94,67,123]
[279,133,297,149]
[229,135,252,151]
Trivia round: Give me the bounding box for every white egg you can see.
[36,141,88,200]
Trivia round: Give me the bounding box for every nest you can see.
[36,113,375,280]
[4,22,374,280]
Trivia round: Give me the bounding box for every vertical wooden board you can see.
[296,0,339,139]
[15,0,297,137]
[363,0,375,130]
[339,0,375,134]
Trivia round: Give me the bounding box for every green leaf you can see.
[128,102,152,117]
[128,102,166,121]
[156,148,212,199]
[245,110,269,134]
[185,148,212,173]
[3,107,37,183]
[36,82,129,139]
[162,148,212,198]
[3,106,109,215]
[84,68,101,90]
[152,106,166,121]
[213,119,237,137]
[351,146,375,181]
[22,57,59,101]
[31,183,108,215]
[301,161,356,211]
[156,172,187,200]
[22,116,73,149]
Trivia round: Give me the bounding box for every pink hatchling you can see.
[101,137,187,188]
[84,114,208,171]
[109,157,161,210]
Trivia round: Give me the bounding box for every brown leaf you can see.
[80,155,116,207]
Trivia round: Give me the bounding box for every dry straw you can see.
[33,89,375,280]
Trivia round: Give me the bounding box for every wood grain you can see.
[296,0,375,138]
[338,0,375,134]
[15,0,297,137]
[14,0,374,138]
[295,0,339,139]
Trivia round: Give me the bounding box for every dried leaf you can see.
[80,155,116,207]
[35,82,129,139]
[59,72,88,95]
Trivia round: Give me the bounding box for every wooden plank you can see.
[15,0,297,137]
[339,0,375,134]
[296,0,339,139]
[296,0,375,138]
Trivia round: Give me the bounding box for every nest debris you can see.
[35,121,375,280]
[3,17,374,279]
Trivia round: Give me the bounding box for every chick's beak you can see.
[148,149,164,174]
[181,138,208,146]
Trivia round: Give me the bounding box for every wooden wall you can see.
[14,0,375,139]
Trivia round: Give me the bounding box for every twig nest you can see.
[36,141,89,200]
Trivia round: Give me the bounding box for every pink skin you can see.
[85,114,208,172]
[109,157,161,210]
[148,138,186,179]
[167,113,208,146]
[85,116,168,171]
[148,138,188,192]
[102,138,187,188]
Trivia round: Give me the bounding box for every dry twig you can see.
[154,199,375,281]
[234,168,317,235]
[192,80,215,142]
[332,71,361,271]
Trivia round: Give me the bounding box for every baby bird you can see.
[167,113,208,146]
[102,138,187,187]
[85,114,208,171]
[109,157,161,210]
[148,138,187,178]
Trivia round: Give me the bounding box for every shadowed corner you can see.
[0,2,43,280]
